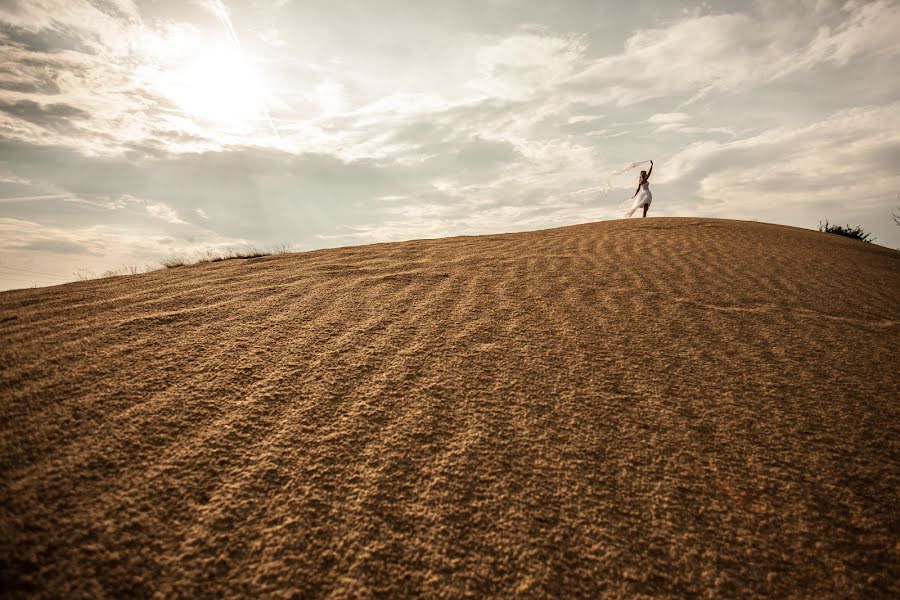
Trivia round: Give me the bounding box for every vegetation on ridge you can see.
[817,220,875,243]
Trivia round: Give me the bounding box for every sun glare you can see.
[137,23,275,136]
[160,44,268,127]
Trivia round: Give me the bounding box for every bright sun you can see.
[149,41,271,130]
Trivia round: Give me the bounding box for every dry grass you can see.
[101,265,148,278]
[195,243,291,264]
[1,218,898,598]
[75,245,294,281]
[159,256,189,269]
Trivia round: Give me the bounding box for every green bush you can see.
[817,220,875,243]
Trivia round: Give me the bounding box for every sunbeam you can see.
[206,0,281,139]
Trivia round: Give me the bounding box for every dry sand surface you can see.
[1,217,899,598]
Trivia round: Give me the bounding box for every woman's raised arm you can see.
[647,160,653,179]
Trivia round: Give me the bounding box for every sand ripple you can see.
[1,218,898,597]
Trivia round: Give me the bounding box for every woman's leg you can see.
[642,204,649,218]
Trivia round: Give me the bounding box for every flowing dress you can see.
[626,181,652,217]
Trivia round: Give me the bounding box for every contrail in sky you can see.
[207,0,282,139]
[0,194,71,203]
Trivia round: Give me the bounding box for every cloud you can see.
[644,112,734,136]
[662,102,900,216]
[0,207,250,290]
[648,113,690,124]
[2,0,900,278]
[0,0,141,52]
[0,39,167,152]
[0,99,89,131]
[801,0,900,67]
[0,124,607,259]
[0,21,89,53]
[567,115,604,124]
[0,139,434,241]
[0,215,247,258]
[566,1,900,106]
[2,0,897,163]
[0,0,269,154]
[144,202,186,224]
[0,44,79,94]
[466,31,586,99]
[0,218,110,255]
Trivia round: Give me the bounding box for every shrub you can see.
[817,220,875,243]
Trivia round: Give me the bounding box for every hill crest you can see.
[1,217,898,597]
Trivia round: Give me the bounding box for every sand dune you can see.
[1,217,898,598]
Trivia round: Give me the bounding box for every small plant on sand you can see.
[196,246,275,263]
[225,246,271,260]
[71,245,294,285]
[817,220,875,243]
[160,256,188,268]
[101,265,145,277]
[171,243,294,267]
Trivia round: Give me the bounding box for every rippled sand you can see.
[2,218,898,597]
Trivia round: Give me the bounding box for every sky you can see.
[1,0,899,290]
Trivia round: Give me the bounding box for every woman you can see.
[626,160,653,218]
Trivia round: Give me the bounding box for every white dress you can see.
[626,182,652,217]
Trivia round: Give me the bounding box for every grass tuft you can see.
[75,244,295,285]
[195,246,278,263]
[160,256,189,268]
[172,243,295,267]
[101,265,145,278]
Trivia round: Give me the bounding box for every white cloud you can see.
[466,31,586,99]
[353,93,449,119]
[663,102,900,215]
[0,0,139,47]
[645,112,734,136]
[145,202,185,224]
[0,0,284,154]
[568,115,604,124]
[567,1,900,106]
[648,113,690,124]
[802,0,900,67]
[62,195,131,210]
[0,217,202,255]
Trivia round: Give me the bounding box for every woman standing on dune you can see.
[626,160,653,218]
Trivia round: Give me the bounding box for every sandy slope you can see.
[1,217,898,598]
